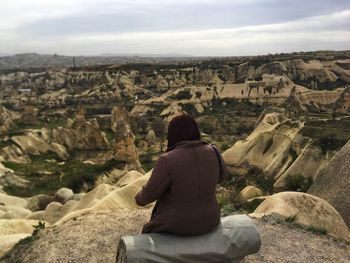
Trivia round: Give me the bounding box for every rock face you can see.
[284,86,309,118]
[0,163,29,191]
[283,59,338,89]
[111,107,129,132]
[54,109,110,150]
[273,141,328,191]
[0,145,30,164]
[332,86,350,114]
[223,113,303,178]
[115,170,143,188]
[251,192,350,242]
[133,74,342,119]
[0,106,18,133]
[20,106,39,125]
[113,120,139,163]
[222,113,331,188]
[308,140,350,227]
[11,129,70,161]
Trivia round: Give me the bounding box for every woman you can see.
[135,114,227,236]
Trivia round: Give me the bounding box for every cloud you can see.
[0,0,349,55]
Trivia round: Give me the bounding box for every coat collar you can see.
[166,140,208,152]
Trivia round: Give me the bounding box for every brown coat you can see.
[135,140,227,236]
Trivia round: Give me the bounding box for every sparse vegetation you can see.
[306,226,327,235]
[285,173,313,192]
[236,198,264,213]
[3,154,126,196]
[171,90,192,100]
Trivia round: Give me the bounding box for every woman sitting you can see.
[135,114,227,236]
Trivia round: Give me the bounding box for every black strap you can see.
[210,144,222,176]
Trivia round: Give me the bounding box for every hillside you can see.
[1,211,349,263]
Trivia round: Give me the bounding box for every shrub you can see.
[318,133,343,154]
[220,143,230,152]
[237,198,264,213]
[306,226,327,235]
[198,120,215,135]
[285,173,313,192]
[171,90,192,100]
[235,123,254,136]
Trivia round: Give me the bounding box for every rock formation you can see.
[223,113,303,178]
[308,140,350,227]
[332,86,350,114]
[222,112,332,188]
[0,163,29,191]
[11,129,70,160]
[0,106,18,133]
[251,192,350,242]
[236,186,264,204]
[51,109,109,151]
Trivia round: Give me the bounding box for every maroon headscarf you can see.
[166,114,201,151]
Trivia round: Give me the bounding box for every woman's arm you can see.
[135,155,170,206]
[211,144,228,183]
[218,152,228,183]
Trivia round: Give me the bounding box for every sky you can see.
[0,0,349,56]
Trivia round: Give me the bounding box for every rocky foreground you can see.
[1,210,349,263]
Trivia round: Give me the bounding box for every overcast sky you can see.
[0,0,349,56]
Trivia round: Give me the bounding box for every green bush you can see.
[171,90,192,100]
[306,226,327,235]
[220,143,230,152]
[198,120,215,135]
[318,133,343,154]
[285,173,313,192]
[235,123,254,136]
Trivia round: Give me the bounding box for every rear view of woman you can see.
[135,114,227,236]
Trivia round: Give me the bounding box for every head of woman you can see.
[166,113,201,151]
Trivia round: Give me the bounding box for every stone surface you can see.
[308,140,350,227]
[236,186,264,203]
[251,192,350,242]
[54,188,74,204]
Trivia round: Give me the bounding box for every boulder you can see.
[43,201,77,225]
[27,194,54,211]
[54,188,73,204]
[236,186,263,204]
[251,192,350,242]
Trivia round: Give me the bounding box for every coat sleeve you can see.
[218,152,228,183]
[135,155,171,206]
[211,144,228,184]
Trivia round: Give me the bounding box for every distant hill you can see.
[0,50,350,71]
[0,53,201,71]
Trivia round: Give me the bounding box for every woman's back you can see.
[164,141,220,205]
[135,113,227,236]
[136,140,227,235]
